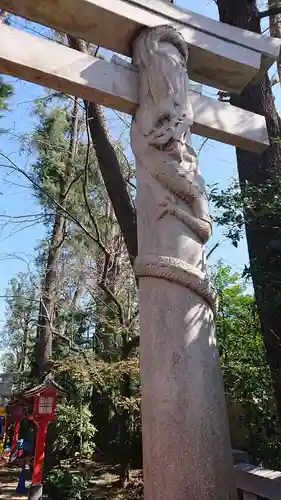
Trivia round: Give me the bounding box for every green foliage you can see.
[3,84,281,484]
[0,76,13,117]
[209,181,244,247]
[27,93,100,218]
[2,90,139,477]
[213,263,267,402]
[55,355,140,417]
[210,169,281,276]
[0,273,37,372]
[44,468,91,500]
[54,354,141,465]
[213,264,281,467]
[52,402,96,461]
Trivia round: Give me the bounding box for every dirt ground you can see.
[85,464,143,500]
[0,458,143,500]
[0,460,29,500]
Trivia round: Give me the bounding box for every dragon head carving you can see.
[132,25,194,162]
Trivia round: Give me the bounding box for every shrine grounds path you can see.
[0,462,28,500]
[0,460,144,500]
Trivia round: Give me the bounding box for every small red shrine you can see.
[24,374,67,487]
[5,397,27,451]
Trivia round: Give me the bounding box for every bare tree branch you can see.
[259,6,281,19]
[0,152,106,248]
[82,105,110,257]
[206,241,222,260]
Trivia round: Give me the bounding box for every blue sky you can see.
[0,0,278,330]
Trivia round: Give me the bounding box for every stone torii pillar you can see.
[131,25,237,500]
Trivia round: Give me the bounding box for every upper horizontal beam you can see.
[0,24,269,153]
[0,0,280,92]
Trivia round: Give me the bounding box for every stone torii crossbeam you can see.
[0,2,279,500]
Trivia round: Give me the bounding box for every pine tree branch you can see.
[63,173,81,199]
[100,252,111,284]
[98,279,125,326]
[51,329,119,414]
[82,107,110,257]
[0,152,109,252]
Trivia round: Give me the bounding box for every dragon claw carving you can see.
[156,198,174,220]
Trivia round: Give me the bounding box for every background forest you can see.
[1,1,281,499]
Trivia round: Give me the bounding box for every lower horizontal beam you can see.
[235,463,281,500]
[0,24,269,152]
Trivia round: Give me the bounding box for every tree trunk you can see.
[268,0,281,85]
[20,323,28,372]
[66,37,139,472]
[217,0,281,422]
[118,334,135,487]
[118,372,131,487]
[36,99,80,378]
[37,211,65,376]
[67,36,138,267]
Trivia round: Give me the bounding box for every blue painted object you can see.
[16,465,27,495]
[0,416,4,439]
[17,438,24,451]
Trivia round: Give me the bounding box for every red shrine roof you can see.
[5,394,28,407]
[24,373,68,398]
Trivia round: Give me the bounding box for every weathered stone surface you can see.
[131,25,237,500]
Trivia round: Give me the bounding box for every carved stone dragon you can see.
[131,25,216,310]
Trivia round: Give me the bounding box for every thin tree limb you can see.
[0,152,106,250]
[259,6,281,19]
[83,103,110,257]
